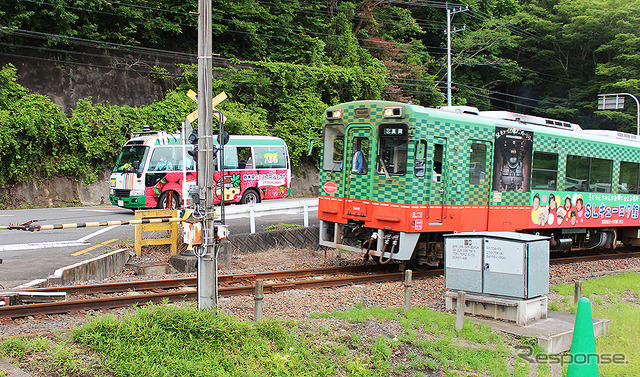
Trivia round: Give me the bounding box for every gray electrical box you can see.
[444,232,549,299]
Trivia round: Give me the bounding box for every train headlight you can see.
[384,107,402,118]
[326,109,342,120]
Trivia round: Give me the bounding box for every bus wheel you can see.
[241,189,260,204]
[157,191,180,209]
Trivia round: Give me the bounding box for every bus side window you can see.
[223,146,239,169]
[237,147,253,169]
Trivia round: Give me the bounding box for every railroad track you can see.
[0,265,441,318]
[2,251,639,319]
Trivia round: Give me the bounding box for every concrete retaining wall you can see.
[229,226,320,254]
[47,248,130,286]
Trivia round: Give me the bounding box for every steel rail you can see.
[21,264,391,295]
[0,268,439,318]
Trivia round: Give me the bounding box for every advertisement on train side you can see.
[529,191,640,227]
[493,127,533,192]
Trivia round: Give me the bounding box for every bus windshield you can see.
[114,145,148,172]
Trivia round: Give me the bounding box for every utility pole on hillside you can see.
[445,5,468,106]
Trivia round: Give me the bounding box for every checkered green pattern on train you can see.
[534,132,640,191]
[342,103,387,124]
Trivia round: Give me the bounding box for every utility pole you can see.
[197,0,217,309]
[445,5,468,106]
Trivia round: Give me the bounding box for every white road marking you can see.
[76,225,118,242]
[0,241,89,252]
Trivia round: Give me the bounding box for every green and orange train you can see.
[316,100,640,269]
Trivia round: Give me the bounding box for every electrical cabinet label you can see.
[484,239,523,275]
[445,238,482,271]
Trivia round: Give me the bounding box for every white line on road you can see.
[0,240,89,252]
[76,225,119,242]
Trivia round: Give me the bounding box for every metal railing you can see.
[219,198,318,233]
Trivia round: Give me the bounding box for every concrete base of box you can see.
[445,291,548,326]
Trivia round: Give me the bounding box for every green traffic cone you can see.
[566,297,599,376]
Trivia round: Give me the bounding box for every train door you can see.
[429,138,446,223]
[468,140,493,229]
[344,125,373,203]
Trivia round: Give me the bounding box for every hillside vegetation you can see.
[0,0,639,189]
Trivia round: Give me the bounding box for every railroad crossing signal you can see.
[186,89,228,123]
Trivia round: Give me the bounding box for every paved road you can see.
[0,199,318,289]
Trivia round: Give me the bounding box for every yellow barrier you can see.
[134,209,178,256]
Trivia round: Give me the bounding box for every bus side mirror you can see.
[133,160,142,178]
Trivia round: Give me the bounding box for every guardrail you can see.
[219,198,318,233]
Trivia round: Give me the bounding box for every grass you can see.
[550,272,640,376]
[264,223,303,231]
[0,302,544,376]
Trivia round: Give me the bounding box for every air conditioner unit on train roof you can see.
[436,105,480,115]
[479,111,582,131]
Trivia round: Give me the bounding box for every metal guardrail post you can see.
[249,205,256,233]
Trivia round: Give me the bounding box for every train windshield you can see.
[377,124,408,175]
[113,145,148,173]
[323,125,345,171]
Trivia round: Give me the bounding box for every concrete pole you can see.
[197,0,217,310]
[254,279,264,321]
[455,291,466,331]
[403,269,412,312]
[446,7,452,107]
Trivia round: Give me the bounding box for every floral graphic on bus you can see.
[145,172,197,208]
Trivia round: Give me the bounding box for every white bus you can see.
[109,130,292,209]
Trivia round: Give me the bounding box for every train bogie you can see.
[316,100,640,267]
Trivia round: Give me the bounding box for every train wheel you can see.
[408,258,429,271]
[157,191,180,209]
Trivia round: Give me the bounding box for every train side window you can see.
[414,140,426,177]
[565,155,612,192]
[469,143,486,185]
[620,161,639,194]
[377,124,408,175]
[531,152,558,190]
[323,125,345,171]
[590,158,612,192]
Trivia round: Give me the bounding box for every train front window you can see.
[377,124,408,175]
[323,125,345,171]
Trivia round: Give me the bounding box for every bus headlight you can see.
[326,109,342,120]
[130,189,145,196]
[110,188,115,195]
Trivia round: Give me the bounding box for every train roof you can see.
[325,100,640,148]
